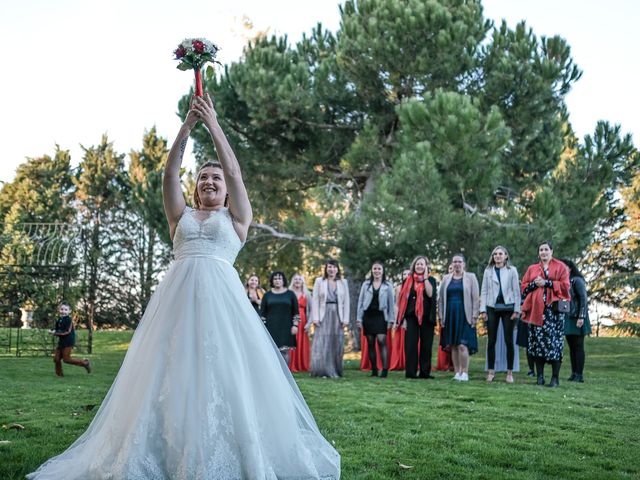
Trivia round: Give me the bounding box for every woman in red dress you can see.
[289,273,311,372]
[388,269,410,370]
[436,264,454,371]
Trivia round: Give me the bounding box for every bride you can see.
[27,93,340,479]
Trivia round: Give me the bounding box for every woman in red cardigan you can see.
[520,240,570,388]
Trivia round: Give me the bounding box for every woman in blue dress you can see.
[439,253,480,382]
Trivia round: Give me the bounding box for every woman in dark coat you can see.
[560,259,592,382]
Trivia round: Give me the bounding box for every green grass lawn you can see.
[1,332,638,479]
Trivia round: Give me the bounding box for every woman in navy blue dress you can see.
[439,254,480,382]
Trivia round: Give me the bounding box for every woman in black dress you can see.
[260,271,299,364]
[356,261,396,377]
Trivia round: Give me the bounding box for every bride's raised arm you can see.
[163,97,199,240]
[192,93,253,242]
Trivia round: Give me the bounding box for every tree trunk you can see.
[85,220,100,354]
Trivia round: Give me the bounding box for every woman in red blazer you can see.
[520,241,570,387]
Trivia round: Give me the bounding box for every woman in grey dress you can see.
[310,259,350,378]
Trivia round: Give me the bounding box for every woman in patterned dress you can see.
[310,260,350,378]
[520,241,570,388]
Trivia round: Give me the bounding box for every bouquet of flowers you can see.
[173,38,220,96]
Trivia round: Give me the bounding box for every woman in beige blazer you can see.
[479,245,521,384]
[310,259,350,378]
[438,253,480,382]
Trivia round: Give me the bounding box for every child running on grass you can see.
[48,301,91,376]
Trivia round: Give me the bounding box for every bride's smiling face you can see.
[197,166,227,208]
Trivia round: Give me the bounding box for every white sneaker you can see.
[459,372,469,382]
[453,372,461,381]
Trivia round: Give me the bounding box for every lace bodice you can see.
[173,207,243,264]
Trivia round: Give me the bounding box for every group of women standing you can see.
[248,241,592,387]
[359,241,591,386]
[247,259,350,378]
[356,253,480,382]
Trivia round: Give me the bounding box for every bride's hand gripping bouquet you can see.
[173,38,220,97]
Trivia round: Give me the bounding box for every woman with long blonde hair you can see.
[396,256,438,379]
[289,273,312,372]
[479,246,521,383]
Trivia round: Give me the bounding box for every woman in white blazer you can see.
[310,259,350,378]
[479,246,521,384]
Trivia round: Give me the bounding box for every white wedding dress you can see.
[28,207,340,479]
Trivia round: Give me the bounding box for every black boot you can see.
[574,374,584,383]
[535,358,545,385]
[568,373,577,382]
[370,368,378,377]
[380,369,388,378]
[548,377,559,388]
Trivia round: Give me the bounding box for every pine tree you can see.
[74,136,127,352]
[181,0,636,292]
[124,128,172,321]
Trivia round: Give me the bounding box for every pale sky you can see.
[0,0,638,184]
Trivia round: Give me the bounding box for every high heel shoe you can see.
[370,369,378,377]
[486,370,495,383]
[536,375,545,386]
[380,369,388,378]
[506,371,514,384]
[547,376,559,388]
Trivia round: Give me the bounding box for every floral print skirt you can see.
[528,306,564,361]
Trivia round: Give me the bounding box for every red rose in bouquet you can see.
[174,45,187,59]
[192,40,205,53]
[173,38,220,96]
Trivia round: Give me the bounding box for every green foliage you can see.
[128,127,171,246]
[0,149,77,323]
[181,0,636,292]
[0,148,75,225]
[582,143,640,311]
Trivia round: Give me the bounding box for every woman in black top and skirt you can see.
[357,261,396,377]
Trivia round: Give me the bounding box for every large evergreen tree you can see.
[74,136,127,351]
[122,128,172,321]
[180,0,635,293]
